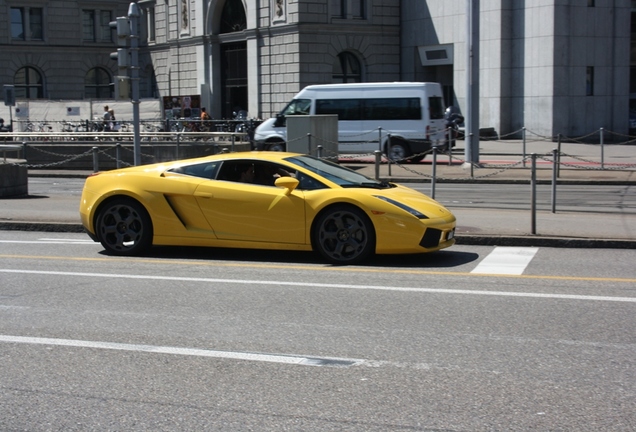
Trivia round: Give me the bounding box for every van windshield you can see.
[280,99,311,116]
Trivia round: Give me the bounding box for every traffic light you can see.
[109,17,131,100]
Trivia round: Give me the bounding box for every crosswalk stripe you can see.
[471,247,539,275]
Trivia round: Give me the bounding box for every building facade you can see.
[0,0,633,138]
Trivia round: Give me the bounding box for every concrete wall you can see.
[0,163,28,197]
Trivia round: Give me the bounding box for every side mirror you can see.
[274,114,286,128]
[274,176,299,194]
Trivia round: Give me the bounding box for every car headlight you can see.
[373,196,429,219]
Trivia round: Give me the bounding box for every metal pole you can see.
[431,146,437,199]
[600,127,604,170]
[556,133,562,178]
[374,150,381,180]
[116,143,122,169]
[531,153,537,235]
[522,126,526,167]
[378,127,382,152]
[317,145,323,158]
[92,146,99,172]
[307,133,311,155]
[387,134,392,177]
[551,148,558,213]
[128,2,141,165]
[465,0,480,165]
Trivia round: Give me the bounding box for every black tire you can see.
[95,197,153,256]
[267,141,286,152]
[313,205,375,264]
[387,141,409,162]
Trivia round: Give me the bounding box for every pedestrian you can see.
[103,105,111,131]
[108,109,116,131]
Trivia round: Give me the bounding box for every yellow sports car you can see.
[79,151,456,264]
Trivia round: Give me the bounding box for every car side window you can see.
[169,162,220,179]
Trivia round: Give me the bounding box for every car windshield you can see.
[285,155,393,189]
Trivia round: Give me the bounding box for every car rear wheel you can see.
[96,197,153,256]
[313,205,375,264]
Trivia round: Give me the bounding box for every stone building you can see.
[0,0,633,138]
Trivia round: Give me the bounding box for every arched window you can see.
[220,0,246,33]
[333,52,362,83]
[85,67,112,99]
[14,66,44,99]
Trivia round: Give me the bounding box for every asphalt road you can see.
[1,232,635,430]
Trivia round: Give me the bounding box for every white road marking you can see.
[0,335,362,367]
[1,268,634,303]
[0,239,94,245]
[471,247,539,275]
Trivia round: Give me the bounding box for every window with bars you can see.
[11,7,44,41]
[82,10,112,42]
[14,67,44,99]
[330,0,366,20]
[85,67,113,99]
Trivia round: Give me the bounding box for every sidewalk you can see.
[1,139,635,249]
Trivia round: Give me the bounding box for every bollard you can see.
[116,143,122,169]
[374,150,381,180]
[522,127,527,167]
[531,153,537,234]
[92,146,99,172]
[22,142,27,160]
[431,146,437,199]
[551,149,558,213]
[387,134,392,177]
[600,127,604,170]
[317,145,323,158]
[307,133,312,155]
[556,134,562,178]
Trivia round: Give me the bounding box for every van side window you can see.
[363,98,421,120]
[428,96,445,120]
[315,99,361,120]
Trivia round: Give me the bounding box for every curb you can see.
[2,221,634,250]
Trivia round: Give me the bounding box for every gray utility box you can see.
[286,115,338,157]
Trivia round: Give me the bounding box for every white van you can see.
[254,82,448,161]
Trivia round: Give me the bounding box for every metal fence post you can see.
[378,127,382,152]
[600,127,605,170]
[431,146,437,199]
[374,150,381,180]
[556,134,562,178]
[522,126,527,167]
[386,134,392,177]
[531,153,537,235]
[92,146,99,172]
[231,134,235,153]
[22,142,27,160]
[116,143,122,169]
[307,133,312,155]
[317,145,323,158]
[551,148,558,213]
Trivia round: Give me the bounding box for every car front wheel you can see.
[96,197,153,256]
[313,205,375,264]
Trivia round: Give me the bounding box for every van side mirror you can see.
[274,114,286,128]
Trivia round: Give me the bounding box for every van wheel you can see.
[267,141,286,152]
[387,140,409,162]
